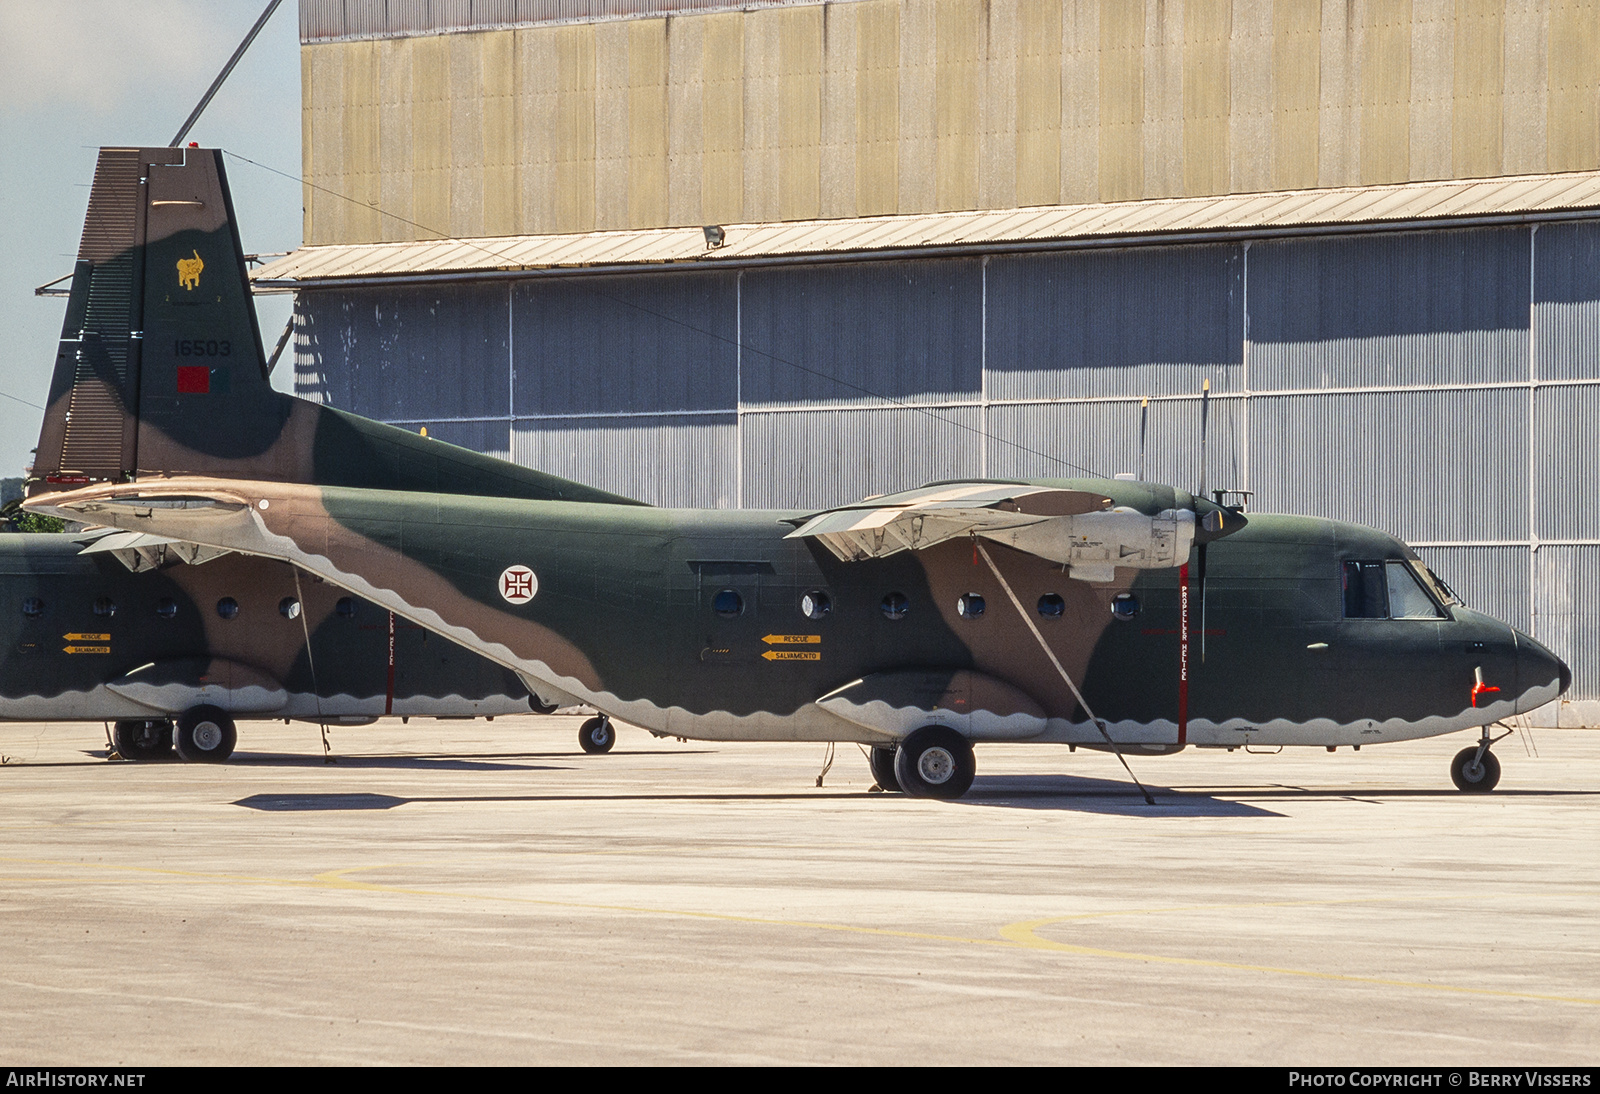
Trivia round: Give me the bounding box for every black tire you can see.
[868,746,901,792]
[893,726,976,800]
[113,719,173,761]
[1451,746,1501,792]
[174,706,237,763]
[578,716,615,754]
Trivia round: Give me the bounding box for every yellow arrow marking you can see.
[63,646,111,655]
[762,634,820,645]
[762,650,820,662]
[63,633,110,642]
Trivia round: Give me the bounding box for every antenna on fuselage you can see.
[1137,397,1149,482]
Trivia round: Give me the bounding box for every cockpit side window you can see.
[1342,561,1387,618]
[1386,561,1445,618]
[1343,560,1447,619]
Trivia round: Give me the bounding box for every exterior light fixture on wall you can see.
[703,225,725,248]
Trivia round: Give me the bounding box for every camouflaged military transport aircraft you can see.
[26,146,1570,798]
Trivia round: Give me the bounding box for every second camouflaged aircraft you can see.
[27,146,1570,798]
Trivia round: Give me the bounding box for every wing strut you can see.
[975,542,1156,805]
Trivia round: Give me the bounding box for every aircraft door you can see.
[692,560,771,664]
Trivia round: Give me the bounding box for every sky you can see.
[0,0,303,478]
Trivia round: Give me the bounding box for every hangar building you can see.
[257,0,1600,709]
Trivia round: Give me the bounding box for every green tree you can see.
[1,499,65,534]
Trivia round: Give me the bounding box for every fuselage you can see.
[0,533,533,723]
[38,478,1568,750]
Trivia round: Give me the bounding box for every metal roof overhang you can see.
[252,170,1600,293]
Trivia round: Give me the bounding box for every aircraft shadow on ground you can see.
[84,748,711,772]
[961,774,1287,817]
[81,749,576,773]
[228,749,717,771]
[232,790,869,811]
[231,775,1283,815]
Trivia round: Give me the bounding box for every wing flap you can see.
[79,529,234,571]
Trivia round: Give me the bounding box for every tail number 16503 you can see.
[174,339,231,357]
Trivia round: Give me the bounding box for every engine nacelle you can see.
[983,507,1196,582]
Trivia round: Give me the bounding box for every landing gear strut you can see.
[1451,725,1511,792]
[113,719,173,761]
[578,715,615,754]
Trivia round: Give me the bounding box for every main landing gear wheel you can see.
[868,746,901,792]
[174,706,237,763]
[1451,746,1502,792]
[578,716,615,754]
[893,726,976,801]
[113,719,173,761]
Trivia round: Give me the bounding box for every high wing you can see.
[785,481,1202,581]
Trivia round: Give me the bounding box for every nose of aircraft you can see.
[1515,628,1570,710]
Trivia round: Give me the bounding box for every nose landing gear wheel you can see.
[893,726,976,800]
[579,716,615,754]
[1451,746,1501,792]
[174,706,237,763]
[113,719,173,761]
[868,746,901,792]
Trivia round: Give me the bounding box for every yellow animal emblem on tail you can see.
[176,250,204,290]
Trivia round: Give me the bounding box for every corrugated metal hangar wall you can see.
[293,219,1600,698]
[296,0,1600,242]
[282,1,1600,706]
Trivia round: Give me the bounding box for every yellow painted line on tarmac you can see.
[3,855,1598,1007]
[996,917,1600,1006]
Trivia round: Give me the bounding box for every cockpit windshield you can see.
[1414,561,1463,606]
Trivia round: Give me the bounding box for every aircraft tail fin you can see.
[31,146,642,506]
